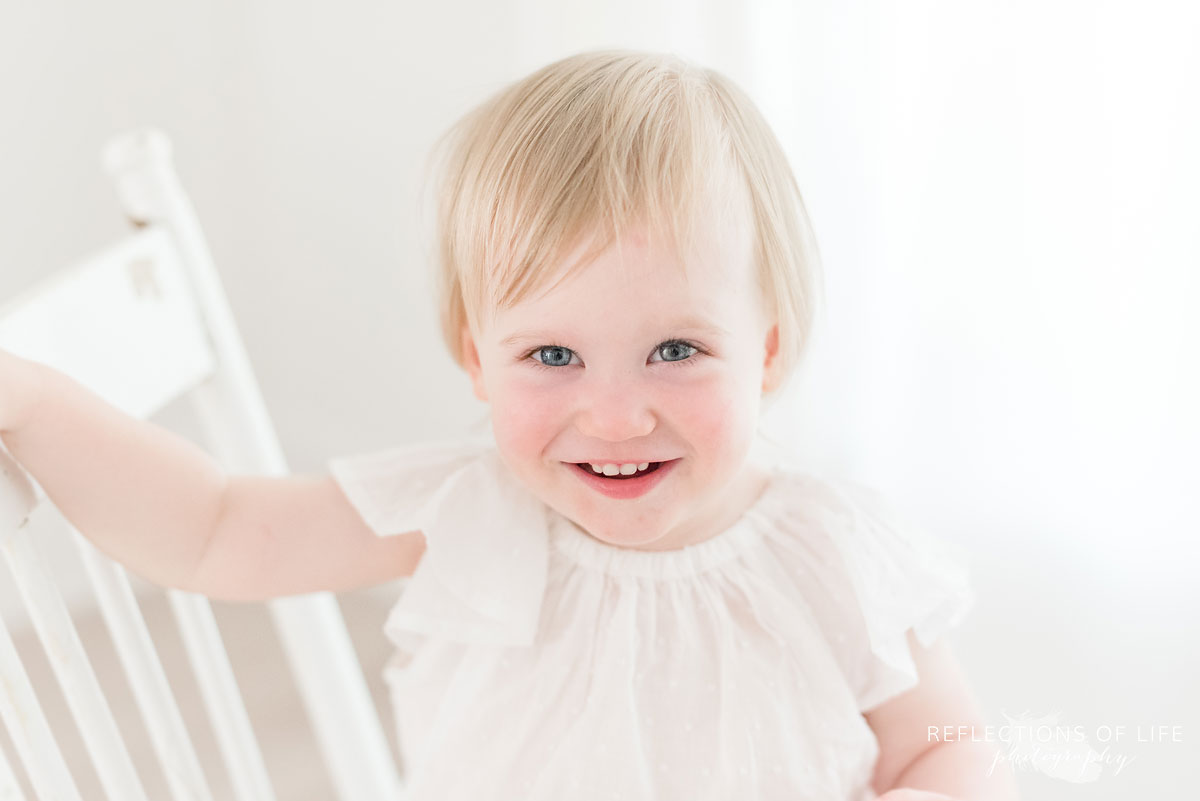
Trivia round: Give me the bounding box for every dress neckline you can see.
[546,461,789,579]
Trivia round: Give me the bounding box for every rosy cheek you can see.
[664,376,744,456]
[489,376,561,450]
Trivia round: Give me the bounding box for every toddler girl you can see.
[0,50,1019,800]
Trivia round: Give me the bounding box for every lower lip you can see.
[566,459,681,499]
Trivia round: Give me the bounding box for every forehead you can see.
[492,230,753,339]
[489,189,758,335]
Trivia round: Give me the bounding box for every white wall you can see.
[1,2,1196,797]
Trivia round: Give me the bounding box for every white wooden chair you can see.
[0,130,404,800]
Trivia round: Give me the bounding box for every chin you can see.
[593,529,652,547]
[588,523,671,549]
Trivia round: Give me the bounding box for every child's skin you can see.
[0,204,1017,800]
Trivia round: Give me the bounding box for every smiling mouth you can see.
[572,462,665,480]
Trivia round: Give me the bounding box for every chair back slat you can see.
[0,610,81,801]
[73,530,214,801]
[0,739,29,800]
[0,526,148,800]
[166,592,277,801]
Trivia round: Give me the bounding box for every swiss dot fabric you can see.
[328,433,974,801]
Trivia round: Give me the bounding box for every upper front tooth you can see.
[589,462,652,475]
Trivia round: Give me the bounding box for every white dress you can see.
[328,431,974,801]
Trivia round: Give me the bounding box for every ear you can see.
[460,325,489,403]
[761,322,781,394]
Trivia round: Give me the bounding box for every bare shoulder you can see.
[186,472,426,602]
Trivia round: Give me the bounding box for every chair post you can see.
[0,439,38,531]
[0,448,84,801]
[101,129,404,800]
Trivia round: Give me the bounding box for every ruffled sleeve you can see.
[787,476,976,713]
[328,436,550,648]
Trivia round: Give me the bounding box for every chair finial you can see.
[102,129,180,227]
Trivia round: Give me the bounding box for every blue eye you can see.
[531,345,577,368]
[525,340,702,370]
[650,341,699,364]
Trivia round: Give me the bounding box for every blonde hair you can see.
[428,49,822,397]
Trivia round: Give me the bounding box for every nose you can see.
[572,374,657,443]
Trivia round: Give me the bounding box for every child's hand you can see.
[877,791,961,801]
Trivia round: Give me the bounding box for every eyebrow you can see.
[499,317,731,347]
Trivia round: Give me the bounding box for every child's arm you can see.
[0,350,425,601]
[864,630,1021,800]
[191,473,425,601]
